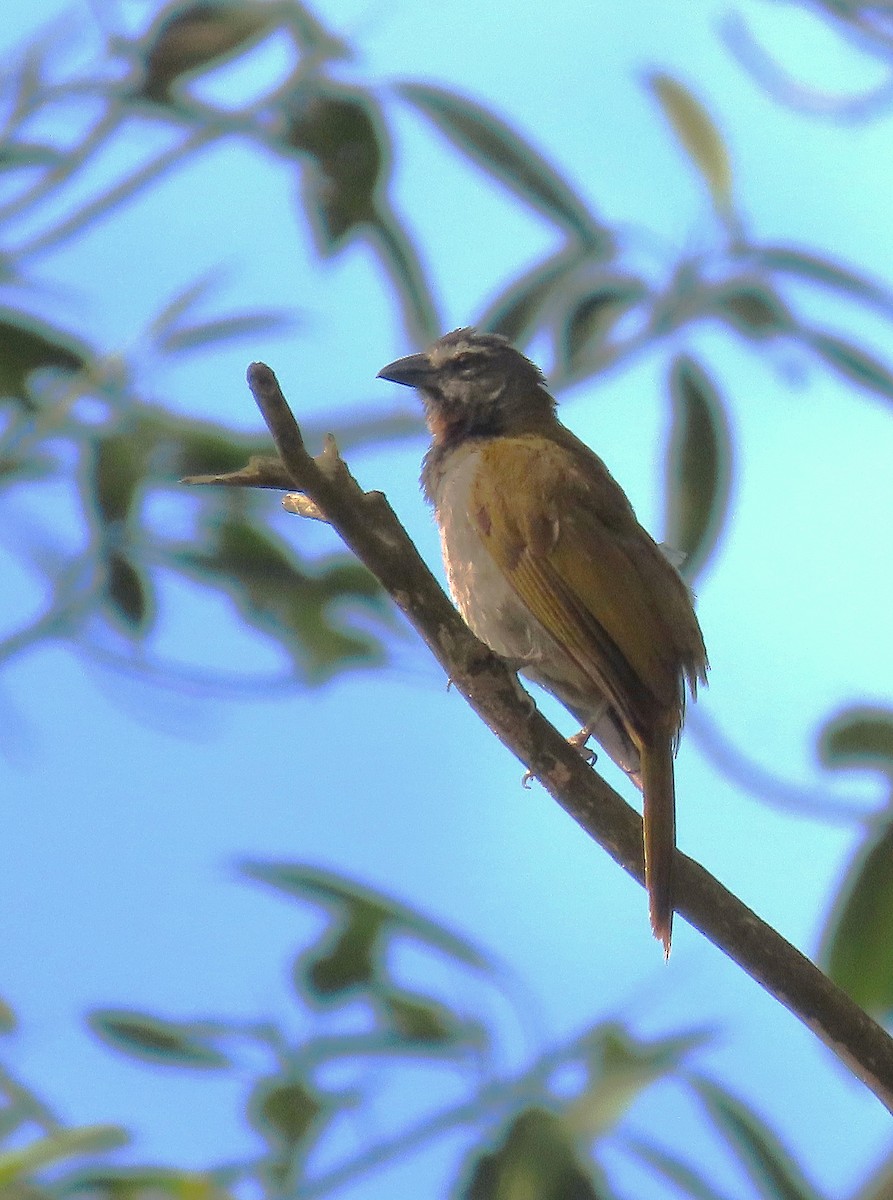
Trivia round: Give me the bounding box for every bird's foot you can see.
[520,726,598,788]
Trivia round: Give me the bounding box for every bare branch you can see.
[185,360,893,1117]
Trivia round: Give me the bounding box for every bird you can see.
[377,328,708,954]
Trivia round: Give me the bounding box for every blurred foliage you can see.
[0,863,832,1200]
[2,0,893,1196]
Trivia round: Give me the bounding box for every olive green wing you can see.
[471,435,704,740]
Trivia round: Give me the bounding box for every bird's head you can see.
[377,328,554,446]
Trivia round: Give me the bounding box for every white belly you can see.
[429,442,552,663]
[427,440,642,782]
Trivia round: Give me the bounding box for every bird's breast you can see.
[427,441,548,663]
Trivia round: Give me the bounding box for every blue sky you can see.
[2,0,893,1196]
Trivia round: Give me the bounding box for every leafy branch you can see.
[185,360,893,1116]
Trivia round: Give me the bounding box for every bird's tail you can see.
[641,734,676,957]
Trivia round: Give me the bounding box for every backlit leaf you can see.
[691,1078,825,1200]
[456,1109,601,1200]
[139,1,281,103]
[105,552,153,634]
[819,822,893,1018]
[248,1075,324,1149]
[0,1127,129,1186]
[711,281,789,339]
[296,908,383,1001]
[284,84,388,254]
[478,250,584,344]
[647,73,733,216]
[174,519,390,681]
[755,245,893,316]
[806,329,893,403]
[398,82,607,246]
[562,276,649,370]
[88,1010,230,1068]
[819,706,893,779]
[665,355,733,581]
[369,206,442,343]
[0,313,89,408]
[241,861,495,973]
[628,1138,737,1200]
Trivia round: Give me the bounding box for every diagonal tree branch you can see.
[185,360,893,1116]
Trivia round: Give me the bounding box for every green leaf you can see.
[753,245,893,317]
[647,73,733,217]
[88,1010,231,1069]
[240,861,495,973]
[138,0,282,103]
[818,828,893,1018]
[369,205,442,344]
[90,425,161,527]
[398,82,607,247]
[157,310,296,356]
[377,990,473,1048]
[561,276,649,370]
[172,420,272,478]
[0,1127,129,1186]
[456,1109,601,1200]
[284,84,388,254]
[818,706,893,779]
[248,1075,324,1149]
[851,1148,893,1200]
[665,354,733,582]
[297,908,383,1001]
[104,552,153,635]
[628,1137,738,1200]
[174,518,390,681]
[0,997,16,1034]
[691,1078,825,1200]
[711,281,789,340]
[805,329,893,402]
[0,313,89,408]
[565,1022,712,1142]
[61,1168,230,1200]
[477,250,585,344]
[0,143,64,171]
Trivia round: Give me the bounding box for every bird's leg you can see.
[521,723,598,788]
[568,723,597,761]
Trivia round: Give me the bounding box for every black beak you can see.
[377,352,434,388]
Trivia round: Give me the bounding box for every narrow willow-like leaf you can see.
[711,281,789,340]
[665,355,733,582]
[105,551,153,634]
[806,329,893,402]
[754,245,893,315]
[0,312,89,406]
[647,73,733,215]
[478,250,584,343]
[0,1126,129,1186]
[240,861,495,973]
[88,1010,230,1068]
[627,1138,737,1200]
[691,1078,826,1200]
[369,204,442,343]
[562,276,649,369]
[397,82,606,245]
[158,310,296,356]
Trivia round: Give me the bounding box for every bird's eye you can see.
[454,352,476,371]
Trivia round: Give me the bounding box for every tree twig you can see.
[185,360,893,1116]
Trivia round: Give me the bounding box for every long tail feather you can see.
[641,736,676,957]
